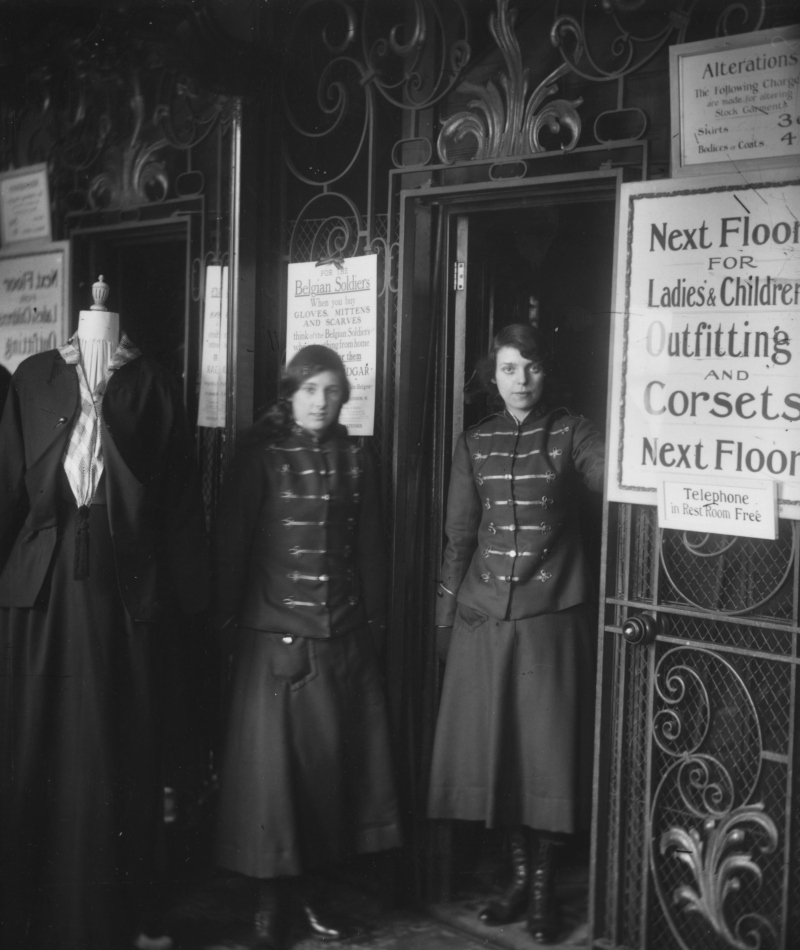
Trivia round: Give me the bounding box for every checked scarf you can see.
[58,334,140,577]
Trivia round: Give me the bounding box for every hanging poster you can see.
[670,25,800,177]
[0,164,52,245]
[607,169,800,524]
[285,254,378,436]
[197,264,229,428]
[0,242,70,375]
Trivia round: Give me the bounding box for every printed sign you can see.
[607,169,800,521]
[286,254,378,437]
[0,243,69,374]
[0,164,52,245]
[197,265,229,428]
[670,25,800,176]
[658,475,777,539]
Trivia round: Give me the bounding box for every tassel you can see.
[74,505,91,580]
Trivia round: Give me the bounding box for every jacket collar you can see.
[58,333,141,372]
[290,421,349,445]
[497,401,551,428]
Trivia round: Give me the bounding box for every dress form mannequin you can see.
[0,271,209,950]
[76,275,120,391]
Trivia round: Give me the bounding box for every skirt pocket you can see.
[268,635,318,690]
[456,604,488,630]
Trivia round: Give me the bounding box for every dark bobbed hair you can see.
[476,324,555,406]
[279,344,350,403]
[245,345,350,445]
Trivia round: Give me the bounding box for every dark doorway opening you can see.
[456,199,614,434]
[426,192,616,948]
[70,219,196,421]
[69,218,217,899]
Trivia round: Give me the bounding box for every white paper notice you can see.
[674,27,800,171]
[0,165,52,246]
[0,246,68,373]
[607,170,800,520]
[286,254,378,436]
[658,475,778,539]
[197,265,228,428]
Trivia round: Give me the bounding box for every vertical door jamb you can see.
[589,167,628,949]
[452,215,469,455]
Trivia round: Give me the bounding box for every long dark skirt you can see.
[427,603,596,833]
[0,501,161,950]
[216,626,401,878]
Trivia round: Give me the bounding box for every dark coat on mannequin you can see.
[0,347,209,617]
[0,344,209,950]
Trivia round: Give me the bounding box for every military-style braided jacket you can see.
[215,423,386,640]
[436,406,605,625]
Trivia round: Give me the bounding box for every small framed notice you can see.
[658,475,778,540]
[670,25,800,177]
[0,164,52,246]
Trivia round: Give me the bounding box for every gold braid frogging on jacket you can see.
[436,406,605,625]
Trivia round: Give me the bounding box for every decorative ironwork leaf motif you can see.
[437,0,582,164]
[660,807,778,950]
[650,648,780,950]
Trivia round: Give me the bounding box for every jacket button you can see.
[282,636,294,644]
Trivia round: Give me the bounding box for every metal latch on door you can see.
[620,612,660,645]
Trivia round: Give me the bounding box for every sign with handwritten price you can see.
[670,25,800,176]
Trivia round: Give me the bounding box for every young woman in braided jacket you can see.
[429,324,605,944]
[215,345,400,949]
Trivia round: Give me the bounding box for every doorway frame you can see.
[67,205,200,420]
[390,166,626,904]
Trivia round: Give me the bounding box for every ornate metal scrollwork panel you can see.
[1,17,228,217]
[650,647,781,950]
[660,521,796,617]
[437,0,582,163]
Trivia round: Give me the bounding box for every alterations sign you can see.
[286,254,377,436]
[670,26,800,177]
[607,170,800,522]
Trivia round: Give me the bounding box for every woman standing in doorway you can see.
[428,324,605,944]
[215,345,400,949]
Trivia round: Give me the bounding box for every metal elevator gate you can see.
[592,504,798,950]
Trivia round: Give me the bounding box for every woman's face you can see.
[493,345,545,421]
[291,369,346,434]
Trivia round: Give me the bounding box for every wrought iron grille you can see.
[598,502,799,950]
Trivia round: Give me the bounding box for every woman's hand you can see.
[435,625,453,662]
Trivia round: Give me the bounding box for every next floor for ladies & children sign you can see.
[607,168,800,534]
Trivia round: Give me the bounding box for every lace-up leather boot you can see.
[478,828,529,925]
[297,877,353,941]
[253,880,289,950]
[526,834,562,944]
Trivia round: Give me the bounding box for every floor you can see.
[145,863,589,950]
[428,862,589,950]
